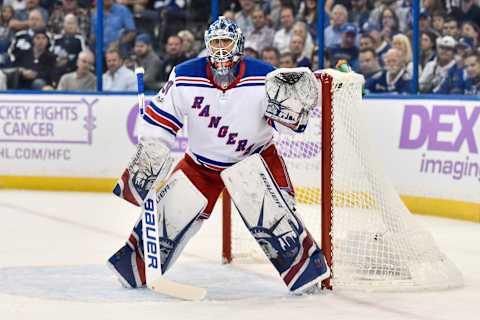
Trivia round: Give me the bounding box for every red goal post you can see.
[222,69,462,291]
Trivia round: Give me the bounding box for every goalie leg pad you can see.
[220,154,330,293]
[108,170,207,288]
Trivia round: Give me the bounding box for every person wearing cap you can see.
[464,53,480,95]
[12,28,56,89]
[133,33,161,91]
[419,35,458,93]
[455,36,474,68]
[365,48,413,94]
[327,23,359,71]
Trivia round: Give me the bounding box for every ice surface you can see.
[0,190,478,320]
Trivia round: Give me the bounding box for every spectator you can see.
[12,28,56,89]
[455,37,474,68]
[461,21,479,47]
[297,0,318,39]
[8,9,47,66]
[52,14,87,86]
[359,48,382,84]
[392,34,413,76]
[133,33,161,91]
[350,0,370,31]
[260,46,280,67]
[443,16,461,39]
[48,0,90,38]
[131,2,158,40]
[244,8,274,54]
[458,0,480,24]
[378,7,400,43]
[90,0,136,55]
[324,4,348,48]
[368,0,409,33]
[359,33,375,51]
[464,53,480,94]
[222,10,236,22]
[0,5,15,67]
[103,47,136,91]
[159,35,187,81]
[153,0,189,40]
[366,48,412,94]
[57,50,96,91]
[292,21,314,62]
[279,51,296,68]
[8,0,48,32]
[2,1,26,11]
[177,30,197,59]
[363,23,390,66]
[431,10,446,36]
[327,23,359,71]
[273,6,295,54]
[420,31,437,69]
[235,0,255,36]
[289,34,311,68]
[244,47,259,59]
[310,47,319,70]
[0,69,6,89]
[419,36,457,93]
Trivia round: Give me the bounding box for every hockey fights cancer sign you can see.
[0,97,97,162]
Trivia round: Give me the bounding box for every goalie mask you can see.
[265,68,319,132]
[205,16,244,78]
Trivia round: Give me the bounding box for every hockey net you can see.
[222,69,462,291]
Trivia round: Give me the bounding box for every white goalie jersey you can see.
[139,56,305,171]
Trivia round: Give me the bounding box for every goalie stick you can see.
[135,68,207,301]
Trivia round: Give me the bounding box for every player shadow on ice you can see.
[0,262,287,302]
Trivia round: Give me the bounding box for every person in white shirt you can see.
[273,6,295,54]
[103,47,136,91]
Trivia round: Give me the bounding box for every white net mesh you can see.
[228,69,463,291]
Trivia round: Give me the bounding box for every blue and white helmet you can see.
[204,16,244,74]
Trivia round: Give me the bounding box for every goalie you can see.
[109,17,330,294]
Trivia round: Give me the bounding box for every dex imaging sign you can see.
[399,105,480,153]
[397,103,480,184]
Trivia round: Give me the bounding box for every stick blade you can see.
[149,278,207,301]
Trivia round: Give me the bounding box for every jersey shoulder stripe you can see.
[148,100,183,128]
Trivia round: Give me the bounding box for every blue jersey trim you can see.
[149,101,183,128]
[193,153,236,168]
[143,115,176,136]
[176,83,213,88]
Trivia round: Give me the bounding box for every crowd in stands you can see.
[0,0,478,95]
